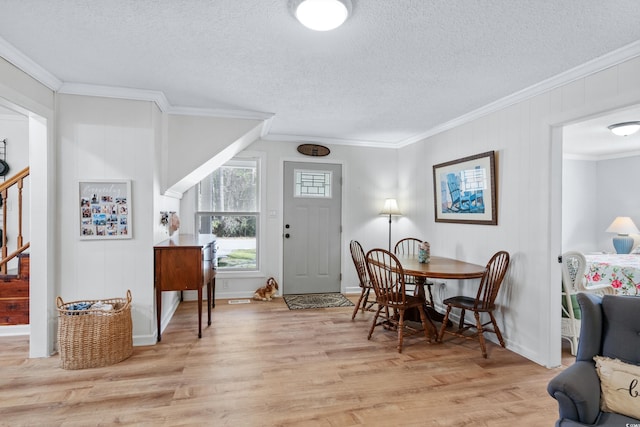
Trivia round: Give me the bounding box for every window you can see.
[294,169,332,198]
[196,157,259,271]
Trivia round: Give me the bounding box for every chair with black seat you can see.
[394,237,437,307]
[365,248,435,352]
[437,250,510,358]
[350,240,376,319]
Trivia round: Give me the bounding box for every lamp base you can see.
[612,235,634,254]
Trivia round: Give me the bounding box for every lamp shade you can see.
[605,216,640,235]
[380,198,401,216]
[608,121,640,137]
[293,0,351,31]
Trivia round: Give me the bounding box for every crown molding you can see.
[397,39,640,148]
[58,82,171,111]
[0,36,62,91]
[260,116,275,137]
[162,188,184,199]
[58,83,277,121]
[262,133,397,149]
[0,113,26,121]
[564,149,640,162]
[167,105,274,121]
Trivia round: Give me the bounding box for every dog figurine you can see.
[253,277,279,301]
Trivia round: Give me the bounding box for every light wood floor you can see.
[0,296,572,426]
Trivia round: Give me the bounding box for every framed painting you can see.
[79,180,132,239]
[432,151,497,225]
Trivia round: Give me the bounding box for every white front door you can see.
[283,162,342,294]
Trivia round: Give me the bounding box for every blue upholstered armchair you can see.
[547,293,640,426]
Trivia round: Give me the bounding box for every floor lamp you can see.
[380,199,402,252]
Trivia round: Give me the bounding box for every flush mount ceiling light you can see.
[291,0,352,31]
[607,121,640,136]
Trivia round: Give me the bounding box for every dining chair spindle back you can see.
[350,240,376,319]
[394,237,437,306]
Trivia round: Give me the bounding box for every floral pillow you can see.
[594,356,640,420]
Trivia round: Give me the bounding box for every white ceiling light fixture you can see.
[607,121,640,137]
[291,0,352,31]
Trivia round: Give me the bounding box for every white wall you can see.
[165,115,263,194]
[595,155,640,251]
[562,158,598,253]
[398,55,640,367]
[57,94,158,345]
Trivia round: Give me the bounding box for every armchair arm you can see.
[576,278,615,295]
[547,361,601,424]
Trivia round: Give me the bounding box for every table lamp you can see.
[380,198,401,252]
[605,216,639,254]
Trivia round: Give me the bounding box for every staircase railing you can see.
[0,166,30,274]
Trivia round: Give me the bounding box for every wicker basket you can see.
[56,290,133,370]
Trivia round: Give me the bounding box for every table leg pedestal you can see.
[414,277,451,326]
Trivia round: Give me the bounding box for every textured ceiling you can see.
[1,0,640,148]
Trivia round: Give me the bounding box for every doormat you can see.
[283,293,354,310]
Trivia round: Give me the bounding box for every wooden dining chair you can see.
[365,248,435,352]
[437,250,510,358]
[350,240,376,319]
[394,237,436,307]
[394,237,423,256]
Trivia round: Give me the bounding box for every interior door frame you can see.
[548,101,640,367]
[279,157,346,295]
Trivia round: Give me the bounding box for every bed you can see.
[584,253,640,295]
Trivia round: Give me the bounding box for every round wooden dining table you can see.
[396,254,486,280]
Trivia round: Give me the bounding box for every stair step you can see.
[0,254,29,325]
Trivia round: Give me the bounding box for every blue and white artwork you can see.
[433,151,497,225]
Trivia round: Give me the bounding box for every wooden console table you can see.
[154,234,216,341]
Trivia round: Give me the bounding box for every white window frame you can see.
[195,151,266,276]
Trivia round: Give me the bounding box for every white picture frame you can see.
[79,180,132,240]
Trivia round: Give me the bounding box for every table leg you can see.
[156,287,162,342]
[198,286,202,339]
[211,276,216,308]
[207,278,212,326]
[414,276,446,324]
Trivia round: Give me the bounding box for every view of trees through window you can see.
[197,158,259,270]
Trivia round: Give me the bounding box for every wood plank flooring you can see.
[0,296,571,426]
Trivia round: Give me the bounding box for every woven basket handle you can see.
[126,289,132,305]
[56,296,64,308]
